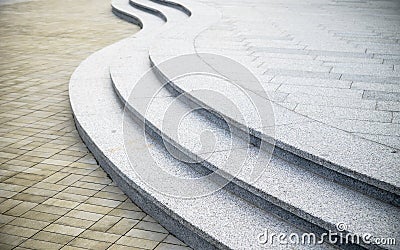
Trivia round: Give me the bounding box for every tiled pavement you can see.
[0,0,189,249]
[195,0,400,150]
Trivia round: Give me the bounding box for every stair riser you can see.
[73,114,226,250]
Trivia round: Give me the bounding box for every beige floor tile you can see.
[43,198,80,209]
[162,235,186,246]
[107,244,143,250]
[155,243,191,250]
[0,224,38,238]
[22,187,59,197]
[0,199,22,213]
[53,192,89,203]
[126,228,167,242]
[4,201,37,216]
[116,200,142,212]
[0,233,27,246]
[0,243,14,250]
[85,197,121,208]
[32,231,74,245]
[12,193,49,203]
[63,186,98,197]
[55,216,95,229]
[8,217,50,230]
[20,239,63,250]
[0,214,15,225]
[21,210,62,223]
[79,229,120,243]
[44,223,85,237]
[4,177,38,187]
[33,204,71,216]
[116,236,159,249]
[68,237,111,250]
[135,221,169,234]
[65,209,104,222]
[89,215,120,232]
[107,218,140,235]
[75,203,113,214]
[108,208,146,220]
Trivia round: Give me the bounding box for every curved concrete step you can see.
[147,0,400,202]
[111,0,143,27]
[150,0,191,16]
[109,1,399,249]
[129,0,168,22]
[111,0,165,30]
[69,2,336,249]
[111,55,400,250]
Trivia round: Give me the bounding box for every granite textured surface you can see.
[68,0,400,249]
[148,0,400,198]
[69,1,336,249]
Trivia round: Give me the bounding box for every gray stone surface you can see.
[69,0,400,249]
[147,0,400,196]
[68,1,336,249]
[112,56,400,249]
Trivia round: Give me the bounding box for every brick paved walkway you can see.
[0,0,189,249]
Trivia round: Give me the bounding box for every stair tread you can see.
[70,31,333,250]
[111,56,400,244]
[147,1,400,196]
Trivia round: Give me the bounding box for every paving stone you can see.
[108,209,146,220]
[79,229,120,243]
[107,244,143,250]
[352,81,400,92]
[68,237,112,250]
[32,231,75,245]
[163,235,186,246]
[44,224,85,237]
[278,84,363,98]
[4,201,37,216]
[126,228,167,242]
[135,221,169,234]
[55,216,95,229]
[20,239,63,250]
[155,243,191,250]
[295,105,393,122]
[0,233,26,246]
[75,203,113,214]
[0,224,38,238]
[64,209,104,222]
[271,75,352,88]
[89,215,121,232]
[116,236,159,249]
[30,202,68,216]
[85,197,122,208]
[8,217,50,230]
[107,218,140,235]
[43,198,80,209]
[363,90,400,102]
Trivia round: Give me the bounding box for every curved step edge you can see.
[110,62,397,250]
[111,0,143,28]
[70,36,335,250]
[129,0,168,22]
[146,2,400,200]
[150,0,191,16]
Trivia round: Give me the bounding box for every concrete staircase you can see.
[69,0,400,249]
